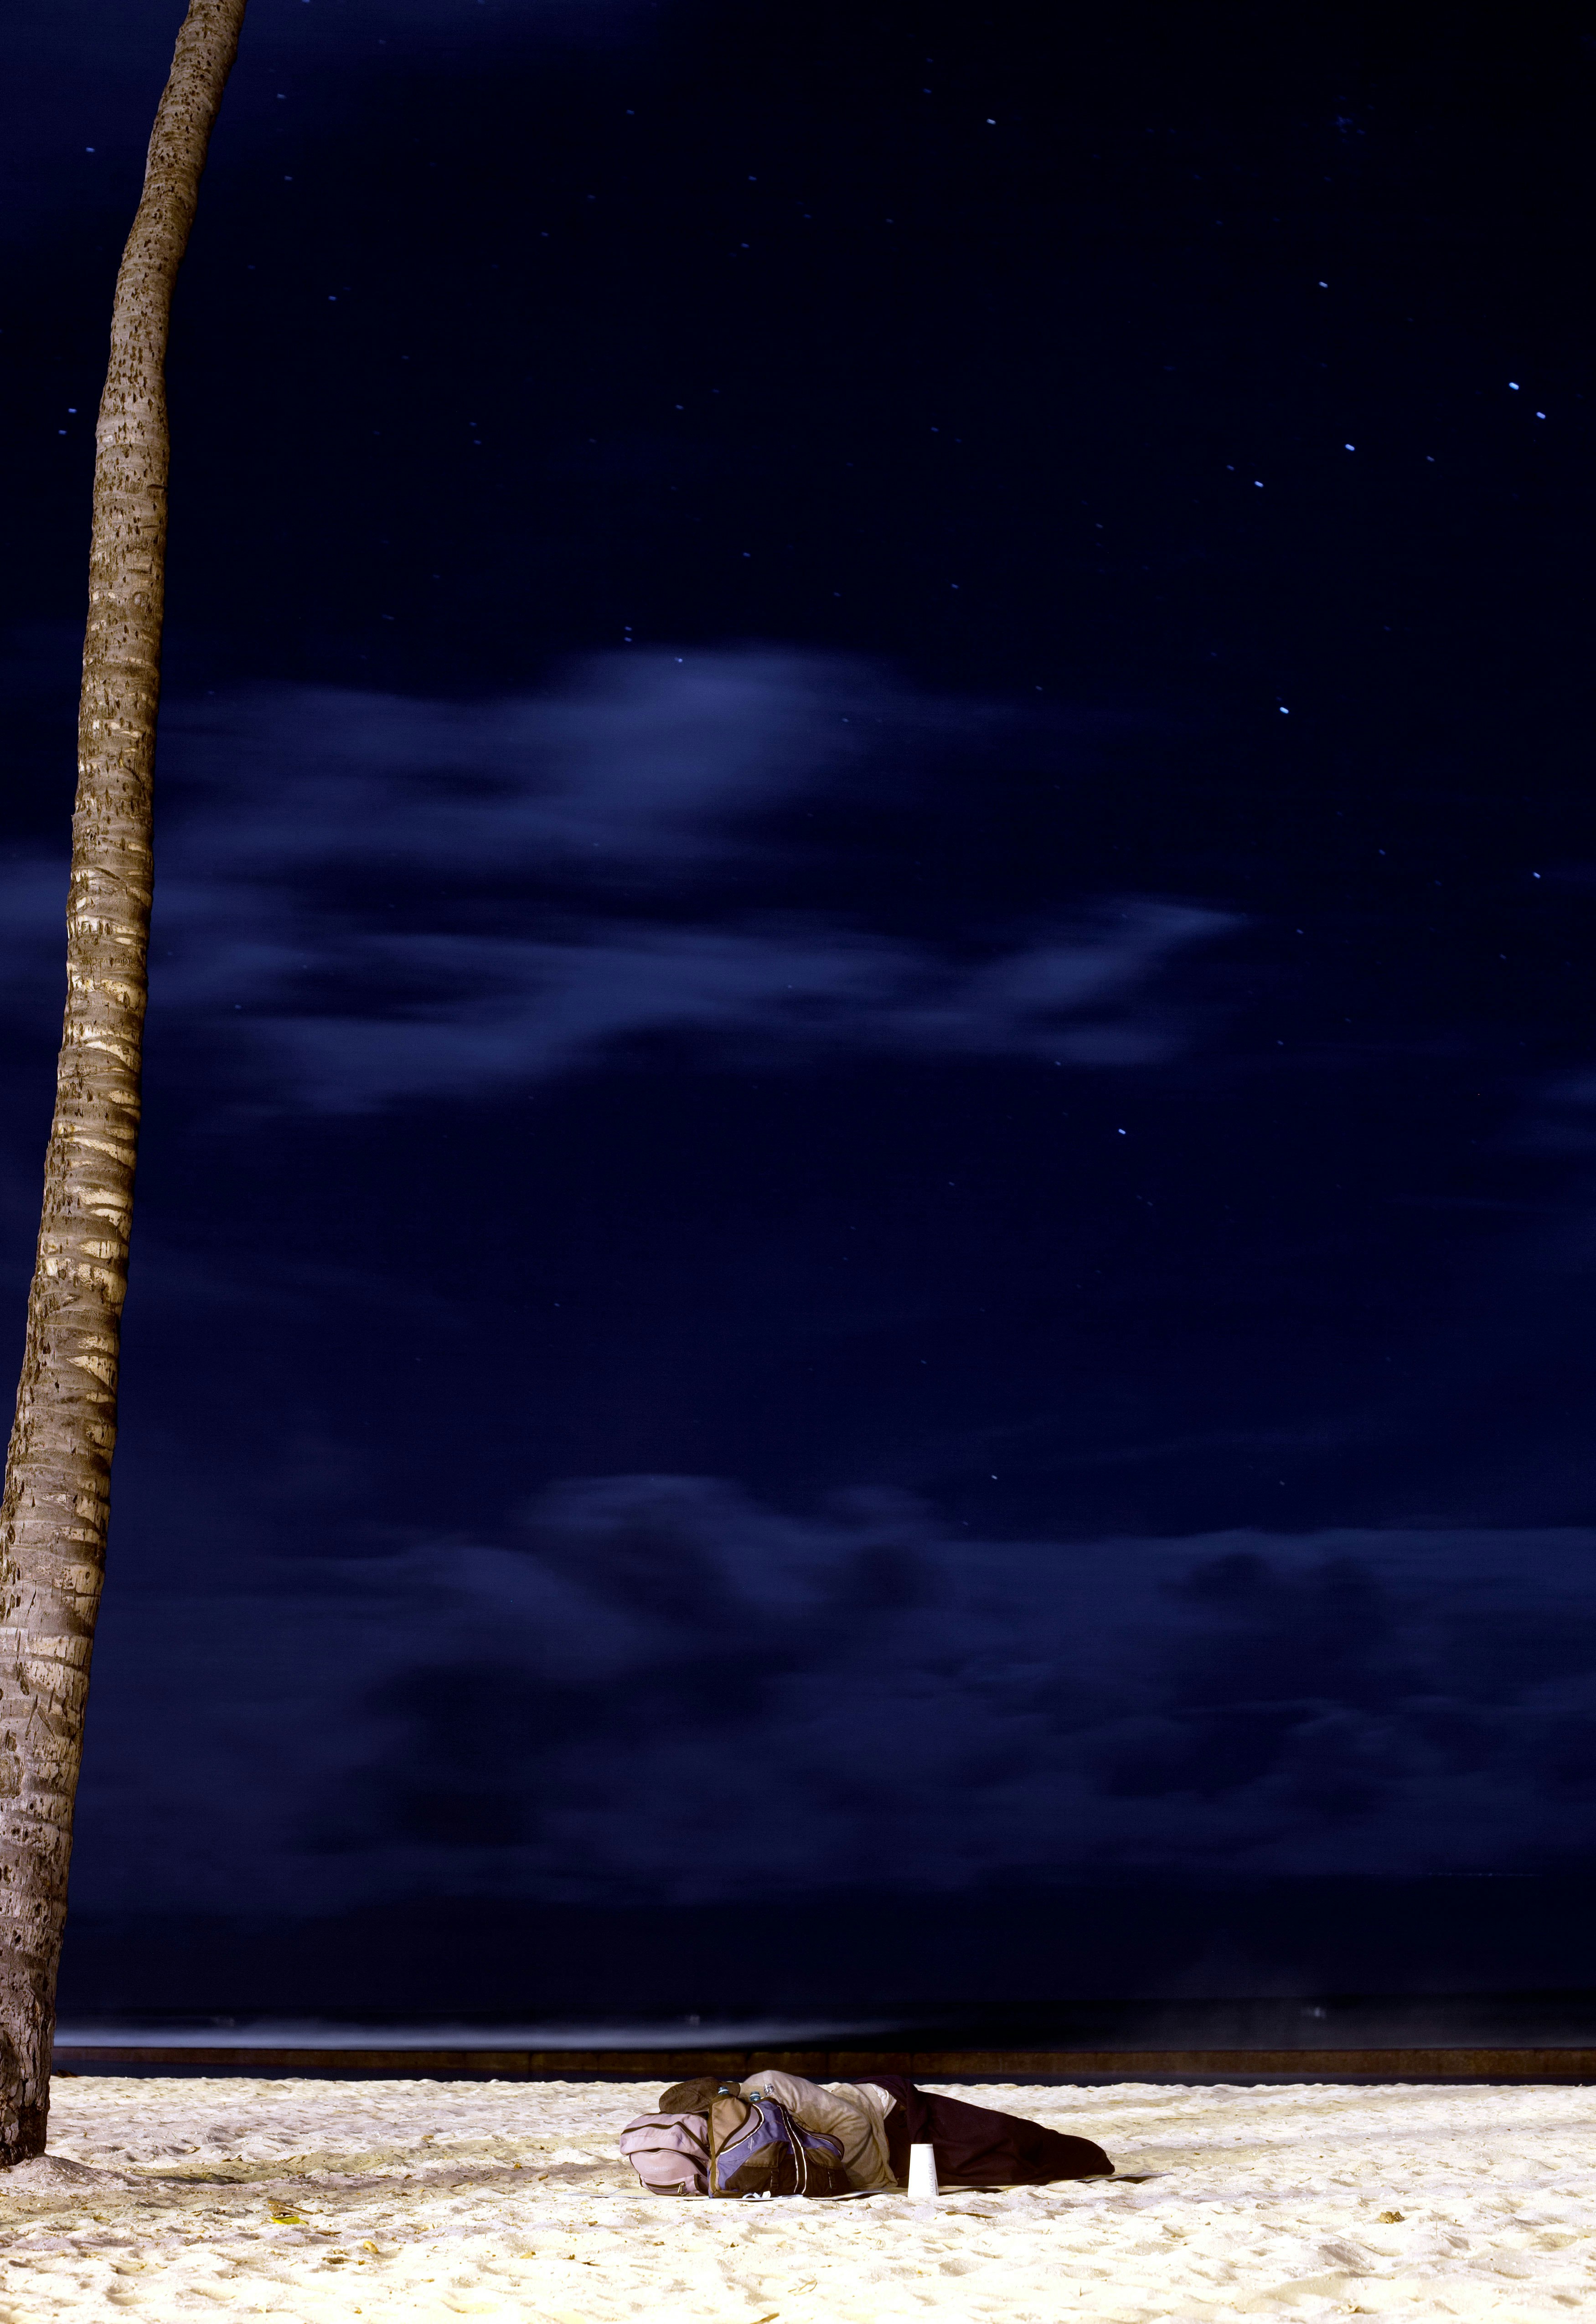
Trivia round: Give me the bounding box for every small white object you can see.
[907,2144,939,2200]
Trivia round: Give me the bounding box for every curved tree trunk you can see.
[0,0,246,2164]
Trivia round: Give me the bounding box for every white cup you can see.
[906,2143,939,2200]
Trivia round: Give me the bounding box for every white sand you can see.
[4,2074,1593,2318]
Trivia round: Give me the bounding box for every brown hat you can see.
[657,2075,739,2115]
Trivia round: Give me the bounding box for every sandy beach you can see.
[0,2076,1588,2318]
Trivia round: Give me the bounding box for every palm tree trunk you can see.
[0,0,246,2164]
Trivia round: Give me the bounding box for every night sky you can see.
[4,0,1595,2029]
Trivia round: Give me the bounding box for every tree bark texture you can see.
[0,0,246,2163]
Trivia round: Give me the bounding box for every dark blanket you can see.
[870,2075,1112,2185]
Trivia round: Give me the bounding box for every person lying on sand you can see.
[656,2070,1111,2189]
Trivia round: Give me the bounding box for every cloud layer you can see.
[74,1476,1596,1914]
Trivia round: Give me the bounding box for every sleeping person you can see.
[656,2070,1111,2189]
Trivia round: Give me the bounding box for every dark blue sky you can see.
[4,0,1595,2018]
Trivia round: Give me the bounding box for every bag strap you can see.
[706,2086,751,2197]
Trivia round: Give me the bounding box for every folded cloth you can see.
[868,2076,1112,2185]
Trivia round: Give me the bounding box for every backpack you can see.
[705,2090,851,2199]
[619,2094,851,2199]
[618,2111,711,2196]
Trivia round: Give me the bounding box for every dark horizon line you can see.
[49,2042,1596,2085]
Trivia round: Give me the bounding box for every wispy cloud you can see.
[158,653,909,881]
[0,650,1234,1110]
[229,905,1220,1107]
